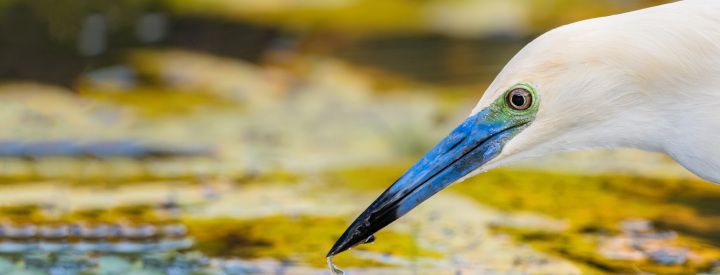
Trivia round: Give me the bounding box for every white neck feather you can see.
[479,0,720,182]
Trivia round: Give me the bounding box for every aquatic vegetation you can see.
[185,215,442,268]
[80,86,237,118]
[456,169,720,273]
[325,164,720,273]
[165,0,671,37]
[493,225,720,274]
[323,161,414,191]
[455,168,720,236]
[168,0,427,36]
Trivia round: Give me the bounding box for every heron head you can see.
[328,22,660,257]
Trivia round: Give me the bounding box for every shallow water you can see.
[0,34,716,274]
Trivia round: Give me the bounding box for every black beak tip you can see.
[327,238,349,257]
[328,192,404,258]
[328,218,382,258]
[327,228,357,257]
[326,242,340,257]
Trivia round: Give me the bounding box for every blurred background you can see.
[1,0,719,274]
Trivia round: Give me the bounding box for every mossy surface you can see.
[80,86,237,118]
[325,164,720,273]
[455,169,720,273]
[184,215,442,268]
[456,169,720,241]
[165,0,671,37]
[330,164,720,241]
[492,226,719,274]
[167,0,427,36]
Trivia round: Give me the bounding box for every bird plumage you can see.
[473,0,720,182]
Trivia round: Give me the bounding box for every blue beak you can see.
[327,107,526,257]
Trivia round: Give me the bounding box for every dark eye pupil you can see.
[506,88,532,110]
[511,94,525,107]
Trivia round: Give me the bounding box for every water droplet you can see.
[327,256,344,275]
[363,235,376,244]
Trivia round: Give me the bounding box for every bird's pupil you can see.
[511,94,525,107]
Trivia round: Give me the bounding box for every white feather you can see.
[470,0,720,182]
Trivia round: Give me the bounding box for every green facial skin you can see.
[484,82,540,132]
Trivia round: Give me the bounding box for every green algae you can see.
[328,163,720,240]
[184,215,442,268]
[325,164,720,273]
[80,86,237,118]
[164,0,669,37]
[323,161,415,192]
[167,0,427,36]
[455,169,720,274]
[455,168,720,238]
[457,169,720,274]
[492,226,719,274]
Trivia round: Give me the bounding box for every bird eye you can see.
[506,88,532,110]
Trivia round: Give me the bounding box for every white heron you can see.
[328,0,720,260]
